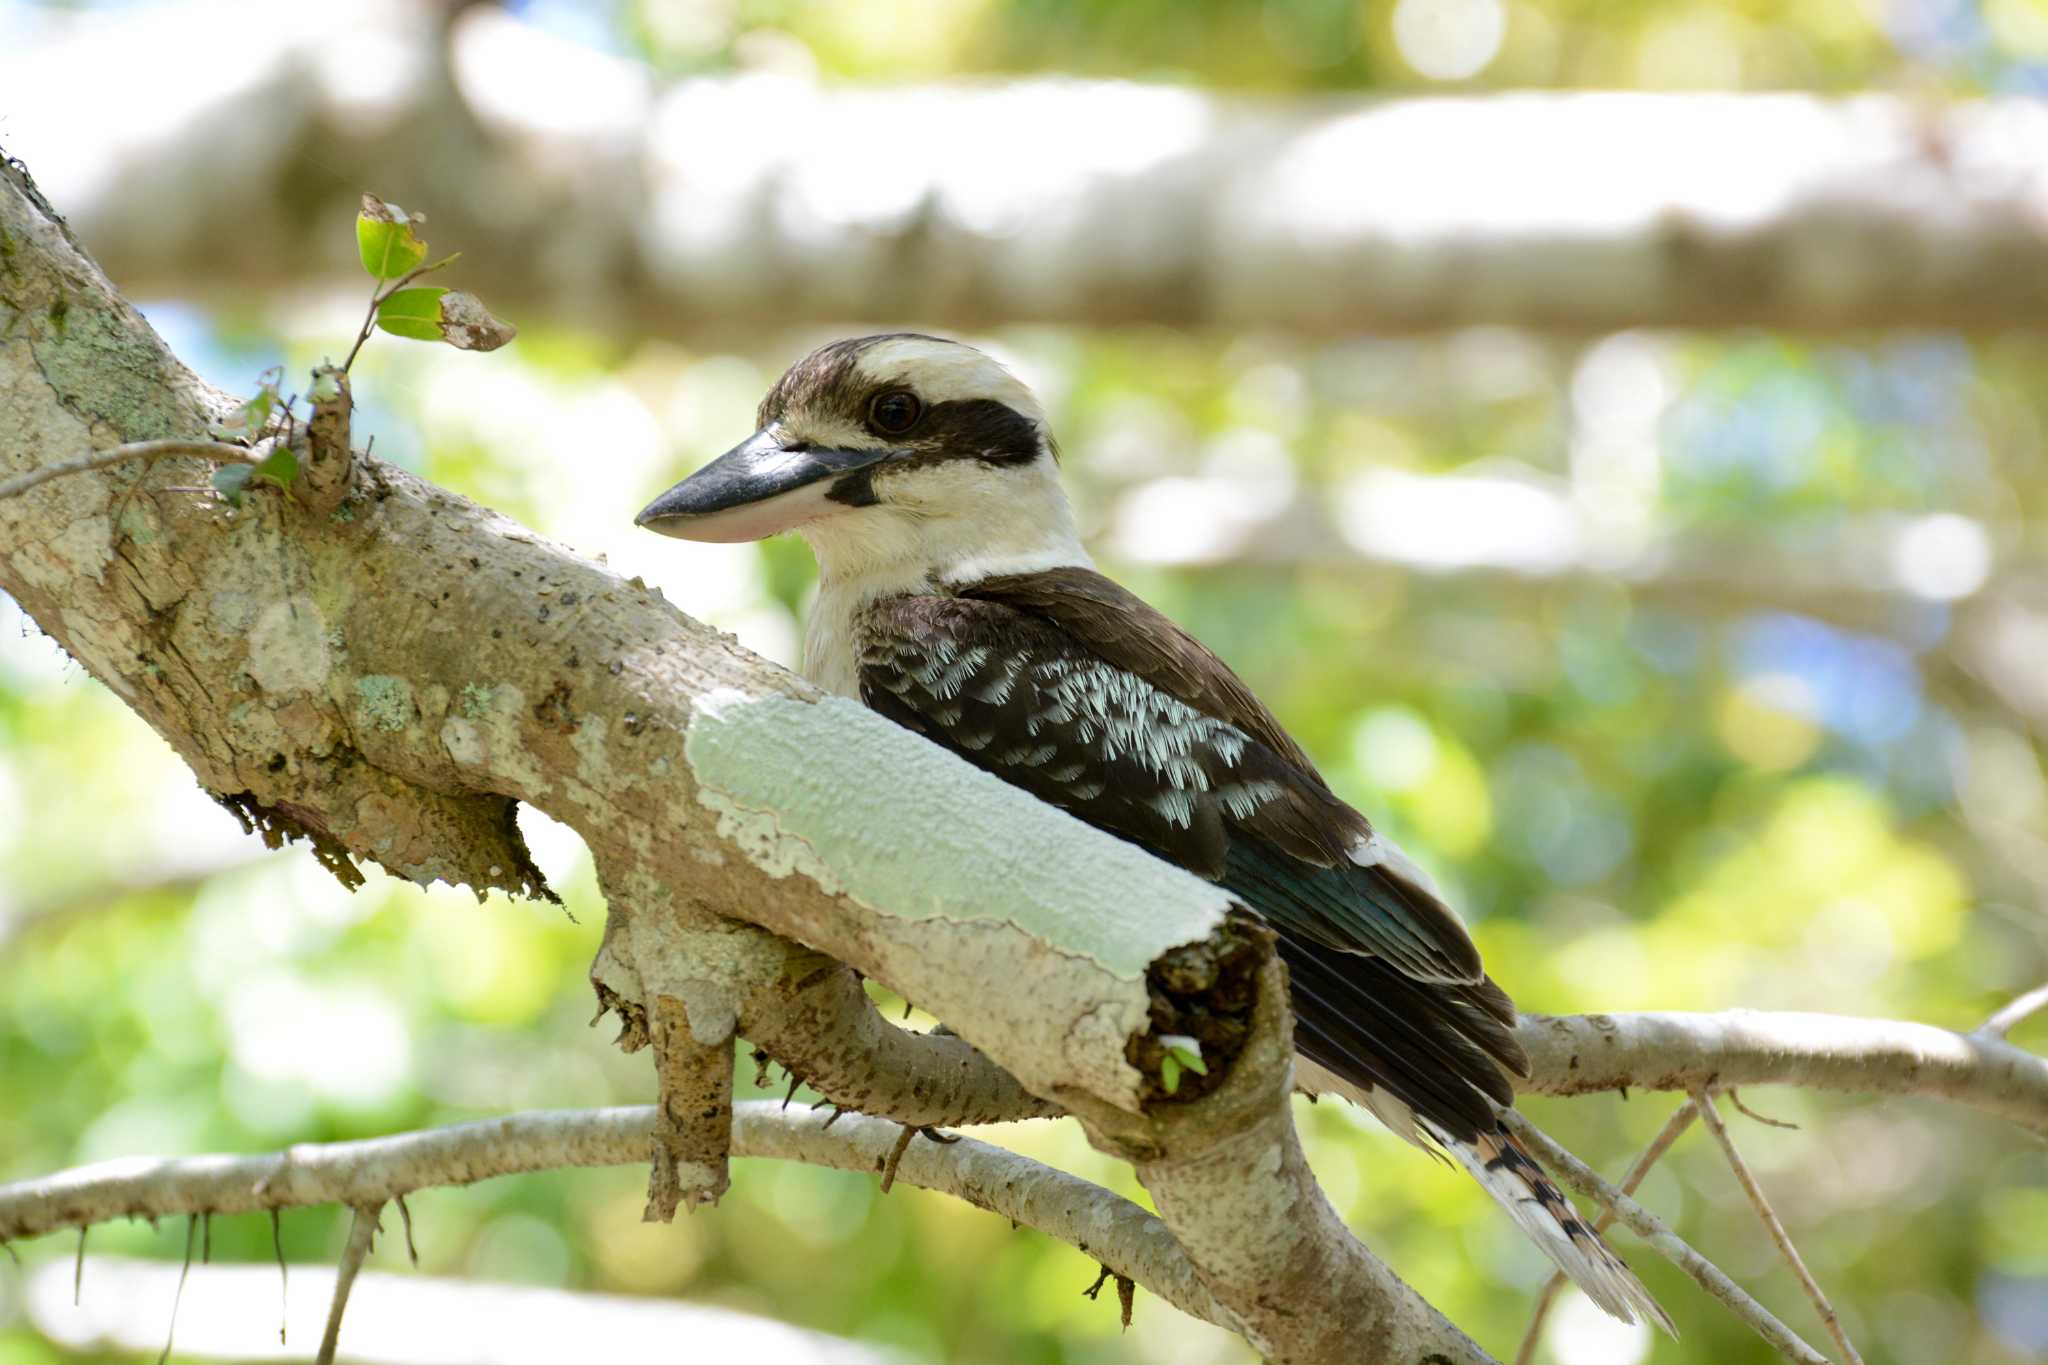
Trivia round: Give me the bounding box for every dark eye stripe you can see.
[911,398,1041,466]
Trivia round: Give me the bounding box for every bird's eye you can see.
[868,390,923,435]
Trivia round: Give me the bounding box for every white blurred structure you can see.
[4,0,2048,334]
[20,1256,905,1365]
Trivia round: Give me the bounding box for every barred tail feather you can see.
[1435,1123,1676,1336]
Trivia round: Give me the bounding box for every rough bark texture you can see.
[0,160,1480,1363]
[11,4,2048,337]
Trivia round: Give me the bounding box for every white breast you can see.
[802,572,909,698]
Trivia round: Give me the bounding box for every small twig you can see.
[1513,1098,1699,1365]
[878,1125,918,1195]
[0,439,260,502]
[1696,1091,1865,1365]
[1979,982,2048,1040]
[156,1214,196,1365]
[73,1226,85,1305]
[317,1203,381,1365]
[395,1193,418,1266]
[342,254,459,372]
[1728,1089,1800,1130]
[1499,1109,1828,1365]
[271,1208,288,1344]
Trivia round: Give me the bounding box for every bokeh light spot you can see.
[1391,0,1506,80]
[1717,673,1823,770]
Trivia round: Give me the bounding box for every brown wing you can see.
[858,588,1525,1139]
[963,567,1321,773]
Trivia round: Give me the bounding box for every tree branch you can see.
[12,9,2048,334]
[0,439,258,502]
[1498,1110,1828,1365]
[0,1104,1237,1337]
[315,1204,379,1365]
[1517,1010,2048,1137]
[1694,1091,1866,1365]
[1979,982,2048,1040]
[1512,1098,1699,1365]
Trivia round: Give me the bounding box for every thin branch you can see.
[341,253,459,371]
[0,1105,1237,1335]
[1513,1098,1699,1365]
[1695,1091,1866,1365]
[0,439,259,501]
[271,1209,287,1345]
[1498,1109,1828,1365]
[155,1215,195,1365]
[1517,1010,2048,1137]
[395,1193,418,1267]
[1727,1089,1800,1130]
[317,1203,380,1365]
[1978,982,2048,1040]
[878,1125,918,1195]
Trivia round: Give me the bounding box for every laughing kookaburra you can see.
[636,334,1671,1331]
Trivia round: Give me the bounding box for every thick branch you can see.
[11,8,2048,334]
[753,1004,2048,1137]
[1080,951,1493,1364]
[0,1105,1235,1335]
[0,158,1236,1125]
[0,160,1396,1360]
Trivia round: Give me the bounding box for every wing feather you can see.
[858,584,1519,1136]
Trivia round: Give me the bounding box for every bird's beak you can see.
[634,429,890,543]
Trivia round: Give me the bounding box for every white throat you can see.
[795,457,1091,697]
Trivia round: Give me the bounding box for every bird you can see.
[635,332,1672,1331]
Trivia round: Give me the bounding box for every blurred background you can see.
[3,0,2048,1362]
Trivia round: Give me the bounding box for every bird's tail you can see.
[1434,1122,1676,1335]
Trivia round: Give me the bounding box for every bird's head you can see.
[636,334,1084,585]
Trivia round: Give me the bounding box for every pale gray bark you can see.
[9,2,2048,336]
[1518,1010,2048,1137]
[0,1105,1239,1336]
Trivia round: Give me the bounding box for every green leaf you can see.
[375,287,448,341]
[375,287,518,352]
[356,194,428,281]
[1160,1053,1183,1096]
[255,446,299,493]
[211,462,255,507]
[1158,1033,1208,1076]
[208,367,284,444]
